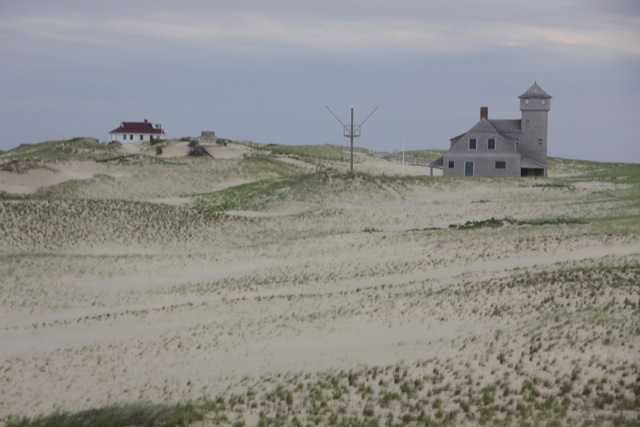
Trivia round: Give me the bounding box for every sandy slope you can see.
[121,140,251,160]
[0,163,96,194]
[0,146,638,425]
[0,142,250,195]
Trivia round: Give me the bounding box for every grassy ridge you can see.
[246,142,367,163]
[0,138,121,161]
[1,155,301,203]
[2,139,639,248]
[0,199,230,253]
[194,169,428,212]
[34,154,301,202]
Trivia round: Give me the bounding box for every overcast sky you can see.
[1,0,639,162]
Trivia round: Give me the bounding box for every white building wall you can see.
[109,133,159,143]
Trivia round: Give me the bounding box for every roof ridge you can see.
[519,82,552,99]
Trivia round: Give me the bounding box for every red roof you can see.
[109,120,165,134]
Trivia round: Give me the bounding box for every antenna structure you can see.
[326,105,379,173]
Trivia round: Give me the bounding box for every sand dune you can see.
[0,162,98,194]
[0,143,638,425]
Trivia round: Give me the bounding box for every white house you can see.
[108,119,164,142]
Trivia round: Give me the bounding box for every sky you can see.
[1,0,639,162]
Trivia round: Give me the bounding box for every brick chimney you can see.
[480,106,488,120]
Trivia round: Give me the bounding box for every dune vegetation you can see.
[0,139,638,426]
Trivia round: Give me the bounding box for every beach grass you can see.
[5,402,204,427]
[0,138,120,161]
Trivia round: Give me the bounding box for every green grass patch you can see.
[95,154,175,165]
[0,199,230,252]
[240,153,304,175]
[194,169,425,212]
[449,217,505,230]
[515,217,587,226]
[5,402,203,427]
[449,217,587,230]
[1,138,120,161]
[530,182,577,191]
[404,149,445,159]
[0,191,31,201]
[245,142,365,163]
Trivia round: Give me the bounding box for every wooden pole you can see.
[350,106,354,173]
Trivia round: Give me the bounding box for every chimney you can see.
[480,106,488,120]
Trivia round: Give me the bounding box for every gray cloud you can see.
[3,2,638,57]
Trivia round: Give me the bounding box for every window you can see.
[526,120,530,128]
[469,138,477,150]
[538,139,543,145]
[515,138,519,146]
[122,134,126,141]
[130,134,133,140]
[541,98,546,105]
[495,161,506,169]
[448,160,454,168]
[525,98,530,105]
[140,135,144,141]
[488,138,495,150]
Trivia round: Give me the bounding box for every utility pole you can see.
[350,107,355,173]
[402,140,405,177]
[326,105,379,173]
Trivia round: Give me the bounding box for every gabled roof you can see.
[109,120,164,134]
[467,118,499,133]
[448,118,520,154]
[449,132,465,143]
[518,82,552,99]
[489,119,521,135]
[448,119,500,143]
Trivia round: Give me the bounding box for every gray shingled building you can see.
[430,82,551,177]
